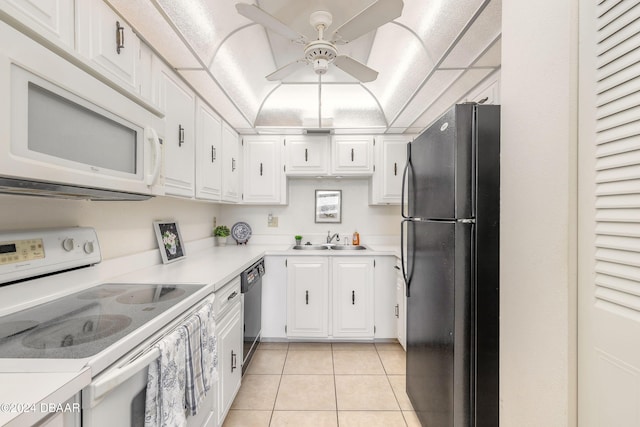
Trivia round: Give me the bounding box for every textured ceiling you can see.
[106,0,501,134]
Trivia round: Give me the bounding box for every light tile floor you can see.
[224,342,421,427]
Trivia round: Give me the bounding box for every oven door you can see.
[83,344,215,427]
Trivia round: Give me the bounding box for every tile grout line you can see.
[331,343,340,426]
[268,346,288,426]
[379,346,410,426]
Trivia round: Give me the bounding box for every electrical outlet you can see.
[268,215,278,227]
[213,217,217,230]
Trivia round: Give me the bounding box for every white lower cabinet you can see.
[395,258,407,350]
[286,257,329,338]
[215,279,242,426]
[261,256,287,339]
[332,257,374,338]
[283,256,391,340]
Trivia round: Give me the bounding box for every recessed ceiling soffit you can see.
[104,0,502,134]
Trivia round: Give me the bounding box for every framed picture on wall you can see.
[315,190,342,223]
[153,220,186,264]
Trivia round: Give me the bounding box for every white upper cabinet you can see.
[161,68,195,198]
[76,0,139,92]
[284,135,330,176]
[221,123,240,203]
[242,136,284,204]
[331,136,374,176]
[464,70,500,105]
[370,135,413,205]
[0,0,75,50]
[195,99,222,201]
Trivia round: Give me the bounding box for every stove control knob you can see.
[62,238,75,252]
[83,241,95,254]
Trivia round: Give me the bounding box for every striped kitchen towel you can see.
[183,313,204,416]
[196,297,217,392]
[145,327,187,427]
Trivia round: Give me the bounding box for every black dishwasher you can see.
[241,258,264,374]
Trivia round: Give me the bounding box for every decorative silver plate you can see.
[231,222,252,244]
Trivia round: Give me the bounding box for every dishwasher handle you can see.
[84,347,160,408]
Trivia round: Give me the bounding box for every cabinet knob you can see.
[115,21,125,54]
[178,125,185,147]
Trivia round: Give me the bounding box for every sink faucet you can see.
[326,231,340,244]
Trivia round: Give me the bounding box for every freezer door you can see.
[408,105,474,220]
[406,220,472,427]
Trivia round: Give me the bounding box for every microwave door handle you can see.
[85,347,160,408]
[145,127,162,186]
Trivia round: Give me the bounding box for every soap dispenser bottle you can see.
[352,230,360,246]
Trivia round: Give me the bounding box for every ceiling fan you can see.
[235,0,404,83]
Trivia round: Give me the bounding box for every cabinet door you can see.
[242,136,282,204]
[465,70,500,105]
[221,123,240,203]
[195,100,222,201]
[286,257,329,338]
[0,0,75,50]
[331,136,374,175]
[262,256,288,339]
[370,136,411,205]
[396,259,407,350]
[76,0,140,91]
[161,70,195,197]
[332,257,374,338]
[217,305,242,425]
[284,136,329,176]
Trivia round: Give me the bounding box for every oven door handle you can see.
[85,347,160,407]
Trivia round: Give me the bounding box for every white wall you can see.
[500,0,578,425]
[0,195,219,259]
[218,178,400,245]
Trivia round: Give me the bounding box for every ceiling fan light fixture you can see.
[313,58,329,75]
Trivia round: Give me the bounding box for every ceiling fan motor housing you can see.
[305,40,337,75]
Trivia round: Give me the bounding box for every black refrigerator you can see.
[401,103,499,427]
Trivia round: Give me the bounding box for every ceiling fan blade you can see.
[236,3,307,43]
[333,56,378,82]
[331,0,404,43]
[266,60,308,81]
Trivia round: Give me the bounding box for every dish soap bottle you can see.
[352,230,360,246]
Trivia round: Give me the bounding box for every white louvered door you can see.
[579,1,640,426]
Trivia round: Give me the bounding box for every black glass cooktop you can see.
[0,283,204,359]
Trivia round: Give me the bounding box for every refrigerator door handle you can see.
[400,218,411,297]
[401,143,412,219]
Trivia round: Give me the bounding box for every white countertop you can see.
[0,368,90,426]
[0,240,400,425]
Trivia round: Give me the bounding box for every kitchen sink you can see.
[329,245,367,250]
[291,245,367,250]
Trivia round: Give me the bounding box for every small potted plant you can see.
[214,225,230,246]
[295,235,303,245]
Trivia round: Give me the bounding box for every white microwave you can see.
[0,22,163,198]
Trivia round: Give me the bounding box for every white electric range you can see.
[0,227,215,427]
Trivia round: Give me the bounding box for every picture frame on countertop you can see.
[153,220,185,264]
[315,189,342,223]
